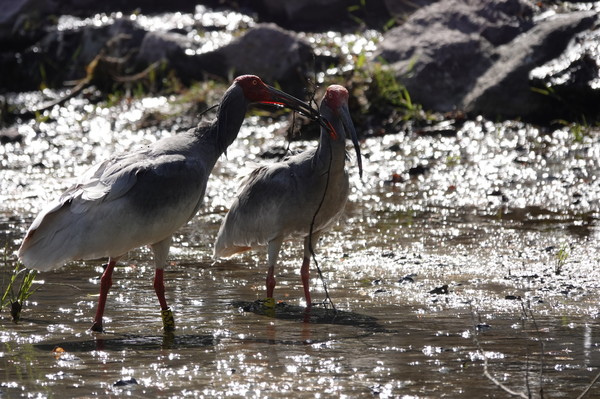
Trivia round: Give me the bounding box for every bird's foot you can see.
[90,321,104,333]
[258,298,276,318]
[161,308,175,332]
[261,297,276,309]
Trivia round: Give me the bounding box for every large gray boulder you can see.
[136,23,315,96]
[462,11,598,122]
[529,27,600,121]
[374,0,600,122]
[373,0,535,113]
[205,23,313,95]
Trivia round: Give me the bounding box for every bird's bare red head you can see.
[234,75,272,103]
[323,85,349,112]
[232,75,321,121]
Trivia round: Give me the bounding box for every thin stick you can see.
[469,303,529,399]
[576,370,600,399]
[520,299,544,398]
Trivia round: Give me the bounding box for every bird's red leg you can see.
[154,268,175,331]
[91,258,117,332]
[264,238,283,308]
[154,268,168,310]
[300,256,312,308]
[266,265,276,299]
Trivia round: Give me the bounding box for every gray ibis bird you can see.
[213,85,361,307]
[18,75,322,332]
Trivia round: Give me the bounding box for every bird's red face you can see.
[234,75,320,121]
[323,85,349,113]
[321,84,363,178]
[322,85,350,140]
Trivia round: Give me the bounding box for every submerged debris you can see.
[429,285,450,295]
[233,300,383,331]
[114,377,138,387]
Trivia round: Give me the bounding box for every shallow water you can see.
[1,90,599,398]
[1,7,600,395]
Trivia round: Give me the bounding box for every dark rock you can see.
[504,295,521,300]
[0,0,199,52]
[0,18,147,92]
[57,0,196,17]
[373,0,535,112]
[429,284,449,295]
[136,31,193,66]
[383,0,440,20]
[113,377,138,387]
[0,0,57,51]
[197,23,315,97]
[529,28,600,122]
[128,23,319,95]
[408,164,429,177]
[398,275,415,283]
[374,0,600,123]
[462,11,598,123]
[240,0,393,31]
[0,128,23,144]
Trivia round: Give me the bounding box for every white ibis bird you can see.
[213,85,361,307]
[18,75,322,332]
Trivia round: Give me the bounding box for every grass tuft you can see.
[1,250,40,322]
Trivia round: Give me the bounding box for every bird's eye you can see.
[252,80,258,85]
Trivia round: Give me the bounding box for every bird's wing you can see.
[215,162,301,256]
[64,146,193,214]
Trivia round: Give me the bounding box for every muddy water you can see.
[1,92,599,398]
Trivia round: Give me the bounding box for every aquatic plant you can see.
[351,58,432,128]
[1,252,39,322]
[555,242,569,275]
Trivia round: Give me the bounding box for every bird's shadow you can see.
[232,299,386,332]
[34,333,216,352]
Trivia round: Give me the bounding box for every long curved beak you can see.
[264,86,325,124]
[340,103,363,178]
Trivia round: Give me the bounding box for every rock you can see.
[0,0,57,51]
[374,0,600,123]
[113,377,138,387]
[135,23,317,94]
[383,0,440,20]
[373,0,535,113]
[0,18,148,92]
[0,128,23,144]
[197,23,315,96]
[2,18,147,92]
[57,0,196,17]
[136,30,193,66]
[462,11,598,122]
[529,27,600,122]
[239,0,392,31]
